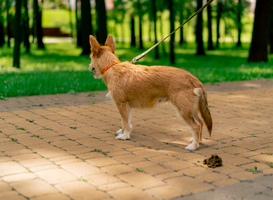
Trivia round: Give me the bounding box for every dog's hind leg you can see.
[116,103,131,140]
[171,92,201,151]
[190,112,203,143]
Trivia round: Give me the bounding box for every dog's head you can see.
[89,35,116,79]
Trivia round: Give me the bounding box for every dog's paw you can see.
[116,129,123,135]
[185,143,199,151]
[116,134,130,140]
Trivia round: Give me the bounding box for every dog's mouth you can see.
[89,64,96,78]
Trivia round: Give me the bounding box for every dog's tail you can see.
[194,88,213,137]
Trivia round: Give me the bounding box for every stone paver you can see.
[0,80,273,199]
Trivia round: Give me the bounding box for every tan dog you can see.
[89,35,212,151]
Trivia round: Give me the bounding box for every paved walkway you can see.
[0,80,272,200]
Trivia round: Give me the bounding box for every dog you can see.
[89,35,212,151]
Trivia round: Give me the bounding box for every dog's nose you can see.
[89,64,94,71]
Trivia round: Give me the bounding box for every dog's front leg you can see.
[116,103,131,140]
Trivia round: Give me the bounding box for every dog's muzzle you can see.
[89,63,95,72]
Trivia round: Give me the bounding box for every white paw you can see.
[116,134,130,140]
[116,129,123,134]
[185,143,199,151]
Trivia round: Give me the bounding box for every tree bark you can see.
[179,8,184,45]
[236,0,242,47]
[207,0,214,50]
[0,21,4,47]
[33,0,44,49]
[23,0,30,53]
[81,0,92,55]
[216,1,222,48]
[196,0,205,55]
[95,0,107,44]
[6,0,11,47]
[151,0,159,59]
[248,0,271,62]
[137,0,143,49]
[269,0,273,54]
[130,15,136,47]
[75,0,82,47]
[169,0,175,64]
[13,0,22,68]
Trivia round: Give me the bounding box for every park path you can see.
[0,80,272,200]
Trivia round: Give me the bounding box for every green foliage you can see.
[247,166,262,174]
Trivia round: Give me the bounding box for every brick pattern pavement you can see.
[0,81,273,199]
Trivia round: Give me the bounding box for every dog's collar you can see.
[102,61,118,75]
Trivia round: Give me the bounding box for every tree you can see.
[151,0,159,59]
[168,0,175,64]
[130,15,136,47]
[207,0,214,50]
[13,0,22,68]
[236,0,242,47]
[196,0,205,55]
[269,0,273,54]
[6,0,11,47]
[0,0,4,47]
[81,0,92,55]
[23,0,30,53]
[33,0,45,49]
[95,0,107,44]
[216,0,223,48]
[248,0,271,62]
[137,0,144,49]
[75,0,82,47]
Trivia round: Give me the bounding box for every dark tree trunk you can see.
[159,14,166,56]
[6,0,11,47]
[169,0,175,64]
[68,0,73,38]
[137,0,143,49]
[269,0,273,54]
[236,0,242,47]
[23,0,30,53]
[151,0,159,59]
[216,1,222,48]
[130,15,136,47]
[13,0,22,68]
[0,21,4,47]
[95,0,107,44]
[179,8,184,45]
[248,0,271,62]
[207,0,214,50]
[81,0,92,55]
[196,0,205,55]
[76,0,82,47]
[33,0,44,49]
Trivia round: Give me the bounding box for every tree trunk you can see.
[151,0,159,59]
[33,0,44,49]
[0,21,4,47]
[169,0,175,64]
[269,0,273,54]
[6,0,11,47]
[23,0,30,53]
[179,8,184,45]
[137,0,143,49]
[81,0,92,55]
[76,0,82,47]
[236,0,242,47]
[159,14,166,56]
[95,0,107,44]
[207,0,214,50]
[13,0,22,68]
[196,0,205,55]
[130,15,136,47]
[216,1,222,48]
[68,0,73,38]
[248,0,271,62]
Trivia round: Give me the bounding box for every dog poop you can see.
[203,154,222,168]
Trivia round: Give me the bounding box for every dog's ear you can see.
[90,35,101,55]
[105,35,116,53]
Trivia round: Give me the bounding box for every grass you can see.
[0,41,272,98]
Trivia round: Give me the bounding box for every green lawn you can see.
[0,41,272,98]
